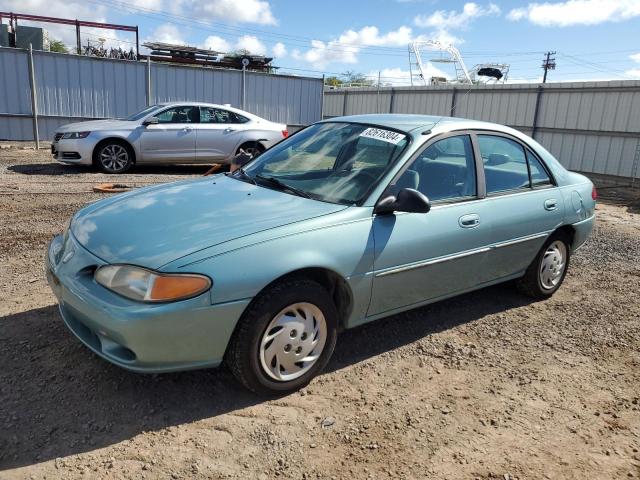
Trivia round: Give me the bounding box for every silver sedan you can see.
[51,102,289,173]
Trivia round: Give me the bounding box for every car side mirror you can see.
[375,188,431,215]
[143,117,159,126]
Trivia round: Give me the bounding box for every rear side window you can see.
[478,135,530,194]
[526,149,552,187]
[200,107,249,124]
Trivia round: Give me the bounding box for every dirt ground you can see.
[1,144,639,480]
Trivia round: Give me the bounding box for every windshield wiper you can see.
[255,174,312,199]
[232,168,257,185]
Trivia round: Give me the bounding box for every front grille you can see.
[54,133,63,142]
[61,152,81,159]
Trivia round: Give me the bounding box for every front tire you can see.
[516,232,571,298]
[94,140,134,174]
[226,278,338,395]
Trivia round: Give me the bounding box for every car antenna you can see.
[427,81,476,133]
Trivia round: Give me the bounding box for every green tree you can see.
[49,39,68,54]
[325,76,343,87]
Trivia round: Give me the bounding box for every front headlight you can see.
[61,131,91,139]
[94,265,211,303]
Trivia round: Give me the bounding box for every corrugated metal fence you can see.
[0,46,323,141]
[324,82,640,180]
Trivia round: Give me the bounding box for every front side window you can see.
[478,135,530,194]
[393,134,477,202]
[200,107,249,124]
[126,105,160,121]
[155,106,199,124]
[240,122,409,205]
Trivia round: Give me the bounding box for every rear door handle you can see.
[544,199,558,211]
[459,214,480,228]
[182,126,192,131]
[224,127,236,132]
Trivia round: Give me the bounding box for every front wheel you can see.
[94,141,134,174]
[226,278,338,395]
[516,233,571,298]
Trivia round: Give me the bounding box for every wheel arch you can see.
[553,224,576,249]
[92,137,137,166]
[243,267,354,332]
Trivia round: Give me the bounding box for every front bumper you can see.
[45,233,250,373]
[51,137,95,165]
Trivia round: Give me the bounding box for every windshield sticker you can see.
[359,127,406,145]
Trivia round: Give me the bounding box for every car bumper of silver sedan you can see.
[51,138,95,166]
[45,233,250,373]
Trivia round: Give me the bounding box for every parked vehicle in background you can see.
[51,102,288,173]
[45,114,596,394]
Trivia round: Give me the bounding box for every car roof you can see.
[321,114,516,135]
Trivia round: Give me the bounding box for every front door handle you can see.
[224,127,236,132]
[544,199,558,211]
[459,213,480,228]
[182,126,192,131]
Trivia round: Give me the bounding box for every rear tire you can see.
[236,141,265,158]
[93,140,134,174]
[225,278,338,395]
[516,232,571,299]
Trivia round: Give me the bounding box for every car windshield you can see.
[125,105,161,121]
[240,122,410,205]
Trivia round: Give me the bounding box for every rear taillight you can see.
[281,130,289,138]
[591,185,598,201]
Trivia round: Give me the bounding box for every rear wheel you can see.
[237,141,265,158]
[226,278,338,395]
[94,140,134,174]
[516,233,571,298]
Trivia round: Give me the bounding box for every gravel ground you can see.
[1,146,639,480]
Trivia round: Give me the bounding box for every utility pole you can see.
[541,51,556,83]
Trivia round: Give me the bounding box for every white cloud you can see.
[149,24,187,45]
[630,53,640,63]
[272,42,287,58]
[366,65,449,86]
[292,26,413,68]
[624,69,640,78]
[235,35,267,55]
[190,0,277,25]
[414,2,501,29]
[202,35,231,52]
[413,3,500,46]
[507,0,640,26]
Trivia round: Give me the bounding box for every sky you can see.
[3,0,640,84]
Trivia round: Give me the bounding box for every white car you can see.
[51,102,289,173]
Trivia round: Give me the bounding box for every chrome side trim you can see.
[375,246,492,278]
[375,231,551,278]
[492,232,550,249]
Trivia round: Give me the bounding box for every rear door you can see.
[139,105,197,163]
[195,107,250,162]
[368,133,493,317]
[476,133,564,280]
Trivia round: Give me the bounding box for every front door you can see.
[139,105,198,163]
[368,134,492,317]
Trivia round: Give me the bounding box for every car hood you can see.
[57,119,137,132]
[71,175,348,268]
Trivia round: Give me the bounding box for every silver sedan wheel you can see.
[259,302,328,382]
[242,145,262,157]
[539,240,567,290]
[100,144,130,172]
